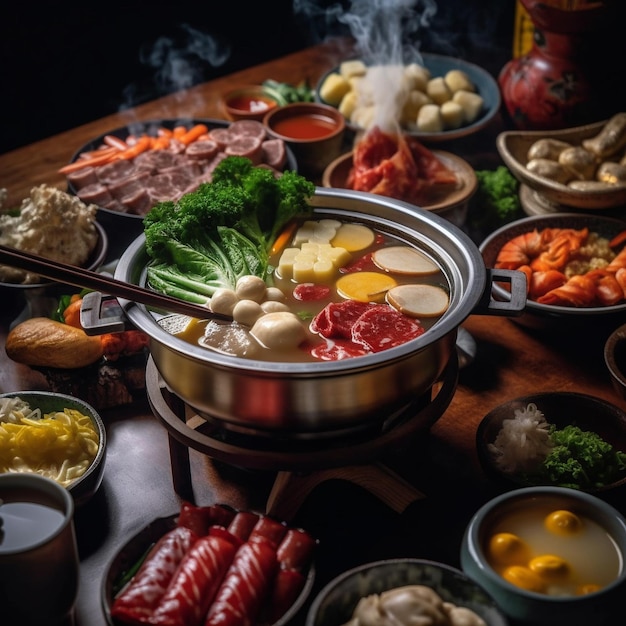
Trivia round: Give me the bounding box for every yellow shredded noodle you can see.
[0,397,99,487]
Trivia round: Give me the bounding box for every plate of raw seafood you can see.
[496,113,626,210]
[316,54,500,142]
[479,213,626,327]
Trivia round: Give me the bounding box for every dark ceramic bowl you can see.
[306,558,509,626]
[0,391,106,506]
[102,512,315,626]
[479,213,626,330]
[461,486,626,626]
[476,391,626,494]
[65,118,298,259]
[605,323,626,408]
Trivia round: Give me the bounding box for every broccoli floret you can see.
[142,156,315,302]
[467,166,523,235]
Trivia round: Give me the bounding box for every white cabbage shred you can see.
[487,403,554,473]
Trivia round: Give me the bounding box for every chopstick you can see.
[0,244,230,321]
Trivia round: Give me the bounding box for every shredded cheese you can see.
[0,397,99,487]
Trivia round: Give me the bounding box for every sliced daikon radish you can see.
[336,272,397,303]
[372,246,439,275]
[386,284,450,318]
[331,223,375,252]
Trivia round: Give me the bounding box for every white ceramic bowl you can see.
[461,486,626,626]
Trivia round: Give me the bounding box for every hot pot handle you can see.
[474,268,527,317]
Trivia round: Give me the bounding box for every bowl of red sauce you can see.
[264,102,346,176]
[222,85,282,122]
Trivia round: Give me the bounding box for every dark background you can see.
[1,1,623,155]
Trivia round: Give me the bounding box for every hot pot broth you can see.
[173,216,450,363]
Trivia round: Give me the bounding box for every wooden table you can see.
[1,37,625,626]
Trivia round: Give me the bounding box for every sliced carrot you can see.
[179,124,209,145]
[271,221,298,255]
[150,136,171,150]
[610,230,626,248]
[172,126,187,139]
[157,127,174,138]
[111,135,152,160]
[386,284,450,318]
[58,150,117,174]
[372,246,439,275]
[336,272,397,303]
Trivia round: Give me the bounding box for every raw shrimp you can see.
[495,226,626,308]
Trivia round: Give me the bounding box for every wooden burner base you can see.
[145,357,458,521]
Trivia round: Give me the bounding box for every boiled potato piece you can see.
[372,246,439,275]
[338,90,358,118]
[351,105,376,130]
[416,104,444,132]
[401,90,432,125]
[444,69,475,93]
[386,284,450,318]
[426,76,452,105]
[526,158,572,184]
[320,73,351,106]
[452,89,484,123]
[339,59,367,79]
[404,62,431,92]
[440,100,464,130]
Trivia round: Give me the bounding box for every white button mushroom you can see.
[265,286,287,302]
[250,312,307,350]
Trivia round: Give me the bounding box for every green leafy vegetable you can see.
[143,156,315,302]
[532,425,626,490]
[468,166,523,235]
[263,79,315,103]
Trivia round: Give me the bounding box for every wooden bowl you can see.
[222,85,282,122]
[322,150,477,226]
[496,120,626,210]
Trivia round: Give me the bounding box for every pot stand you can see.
[145,355,459,521]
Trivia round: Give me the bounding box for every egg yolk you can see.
[529,554,570,580]
[576,583,601,595]
[544,509,582,536]
[487,532,531,566]
[503,565,546,593]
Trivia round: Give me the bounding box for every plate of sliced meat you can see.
[63,118,297,258]
[102,501,317,626]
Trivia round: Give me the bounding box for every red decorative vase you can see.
[499,0,607,130]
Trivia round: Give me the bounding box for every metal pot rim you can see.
[115,187,488,374]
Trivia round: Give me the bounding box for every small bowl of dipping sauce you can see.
[264,102,346,176]
[222,85,282,122]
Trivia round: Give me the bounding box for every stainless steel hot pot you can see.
[114,188,525,434]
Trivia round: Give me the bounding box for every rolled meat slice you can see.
[204,535,278,626]
[110,526,199,625]
[151,534,238,626]
[247,515,287,548]
[227,510,260,542]
[177,502,236,537]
